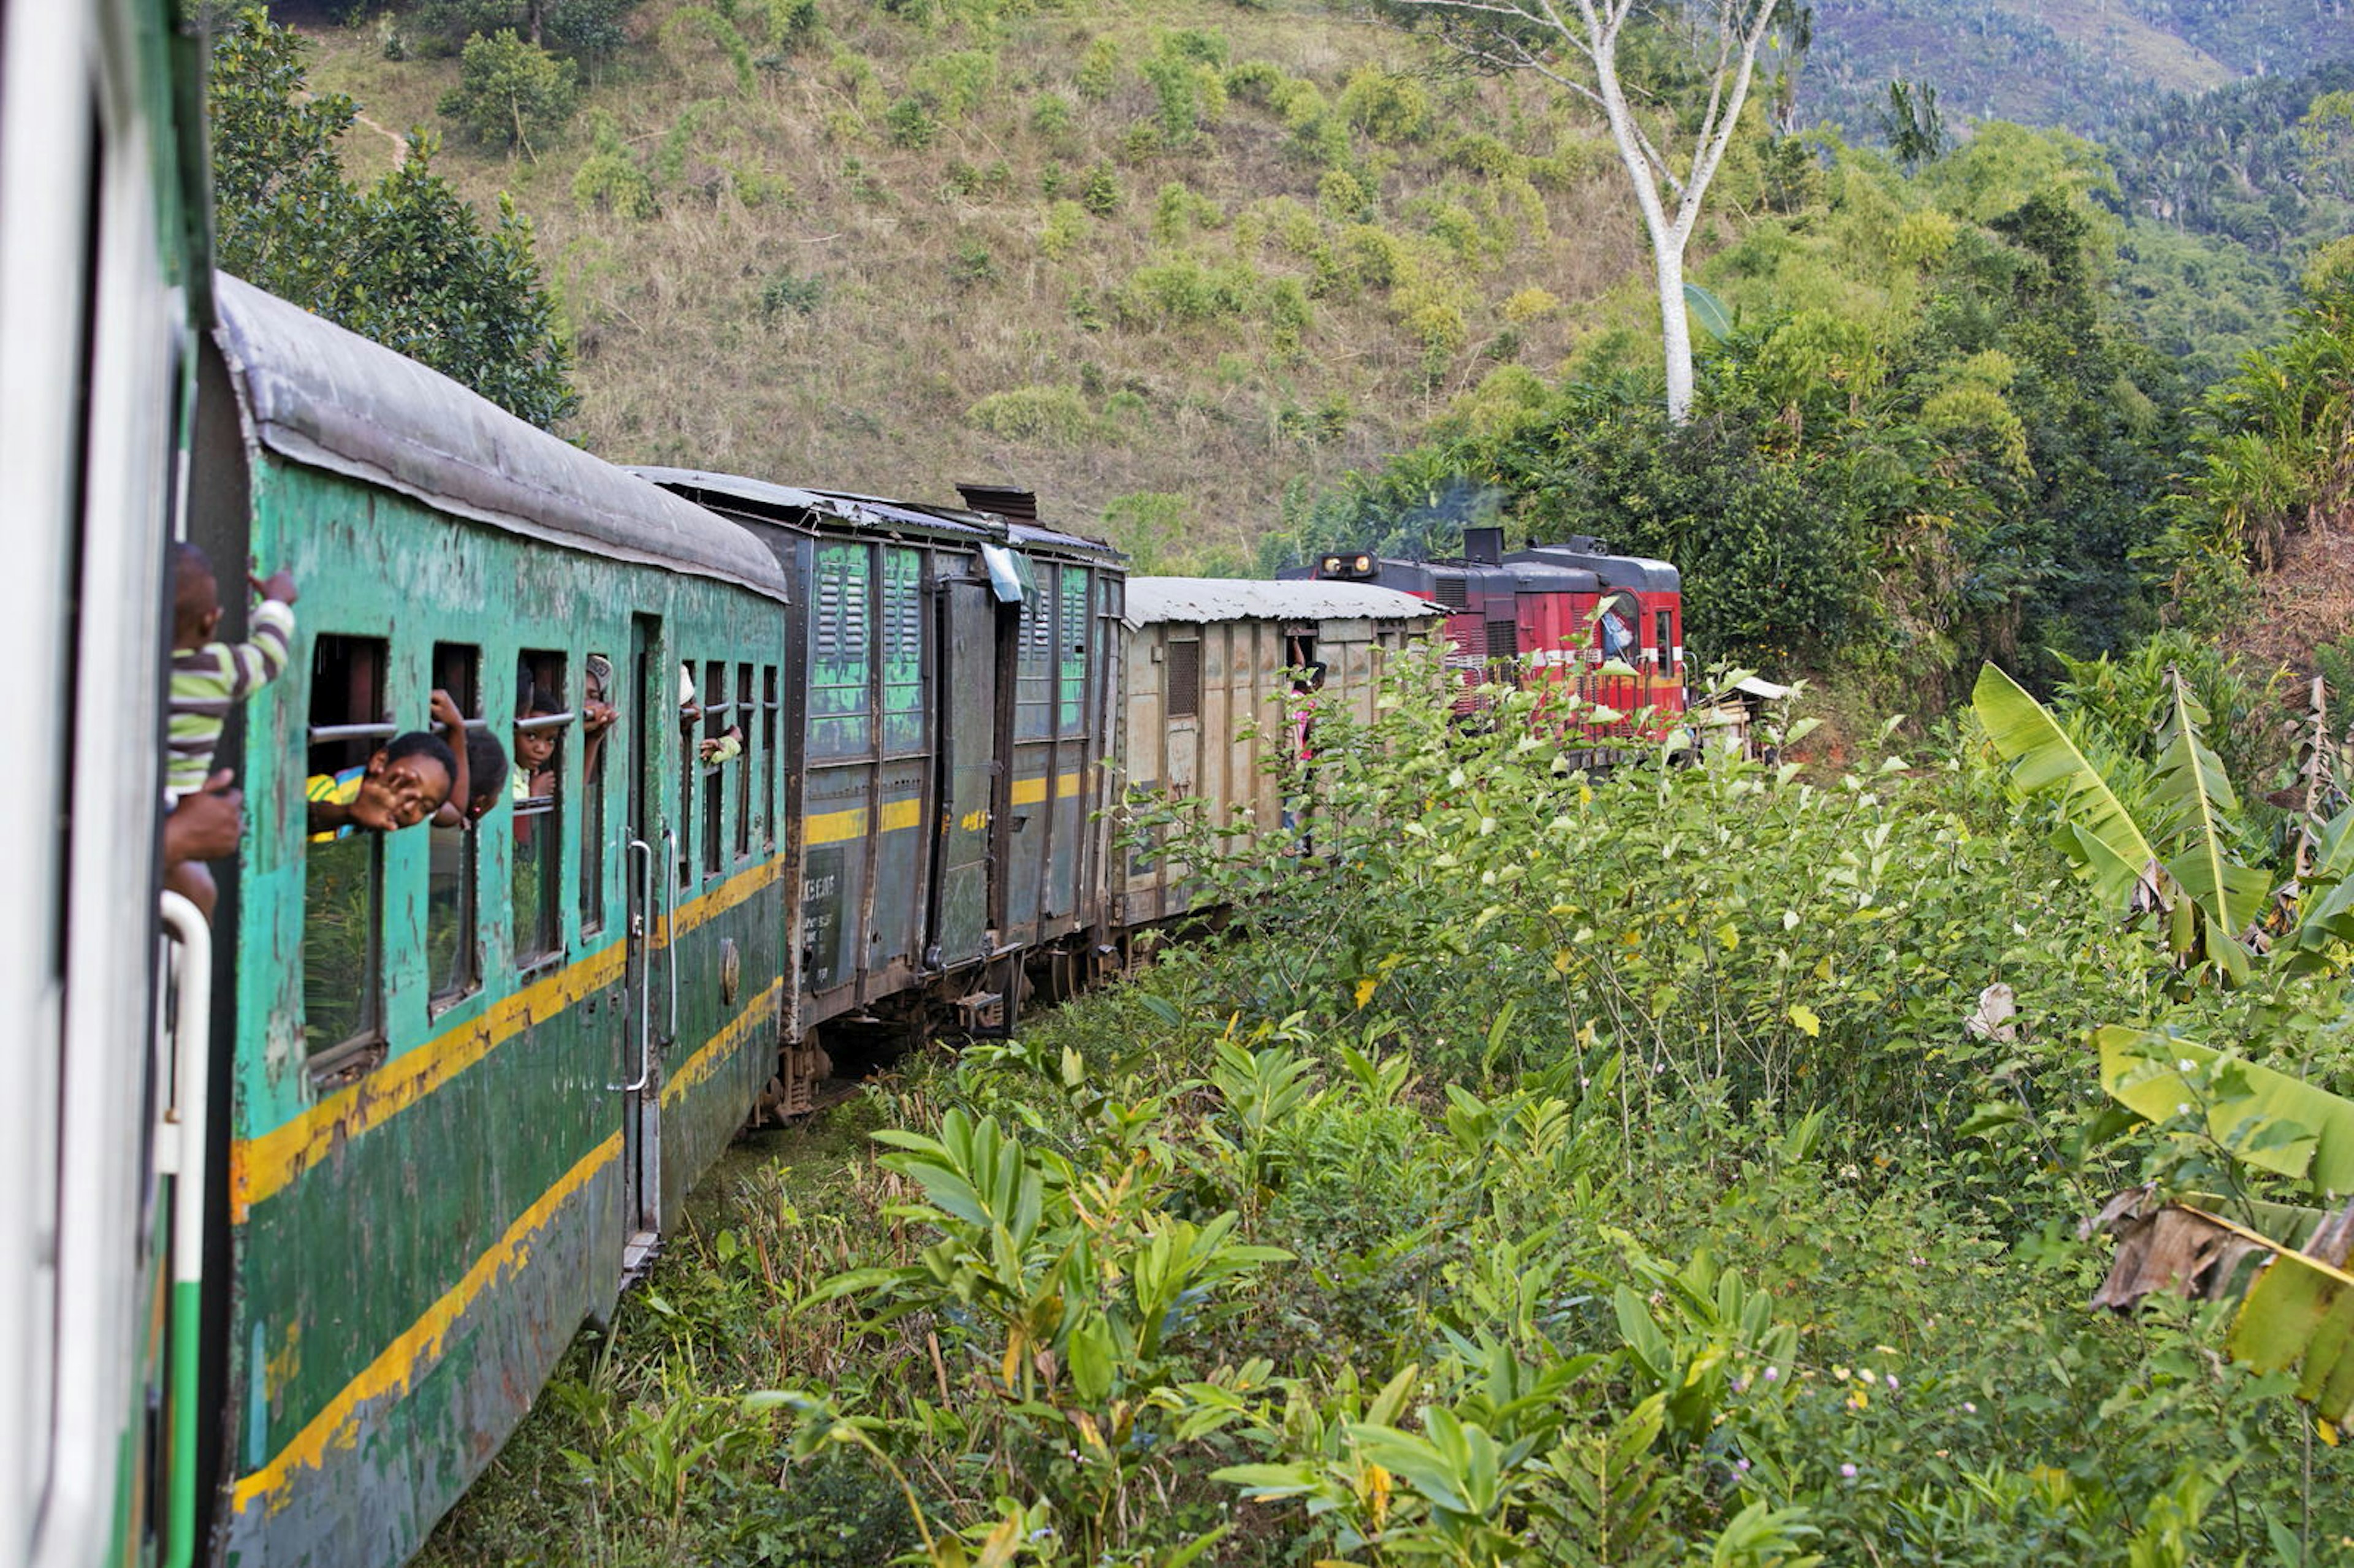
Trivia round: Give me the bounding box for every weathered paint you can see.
[213,432,791,1566]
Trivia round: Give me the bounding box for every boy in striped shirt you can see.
[166,542,296,915]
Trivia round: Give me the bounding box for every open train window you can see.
[513,649,569,969]
[1167,637,1201,720]
[761,664,780,853]
[303,635,391,1079]
[1596,593,1639,663]
[425,642,482,1011]
[735,660,755,864]
[581,651,614,935]
[703,659,729,879]
[1655,609,1674,663]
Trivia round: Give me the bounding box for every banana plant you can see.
[2092,1026,2354,1425]
[1973,663,2272,983]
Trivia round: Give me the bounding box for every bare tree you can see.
[1374,1,1796,423]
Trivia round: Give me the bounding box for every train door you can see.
[928,567,997,968]
[619,615,666,1269]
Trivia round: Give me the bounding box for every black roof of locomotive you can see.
[1509,544,1679,593]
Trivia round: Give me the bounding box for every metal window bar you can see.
[308,721,398,742]
[514,710,578,733]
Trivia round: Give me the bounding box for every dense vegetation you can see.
[424,646,2354,1565]
[198,10,2354,1555]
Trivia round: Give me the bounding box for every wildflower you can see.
[1840,1463,1858,1480]
[1886,1374,1899,1391]
[2177,1103,2192,1117]
[1735,1458,1751,1472]
[1831,1366,1849,1382]
[1962,1401,1977,1414]
[1763,1367,1780,1382]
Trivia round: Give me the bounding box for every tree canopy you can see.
[207,6,579,429]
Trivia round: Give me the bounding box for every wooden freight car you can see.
[1114,577,1437,929]
[632,471,1126,1045]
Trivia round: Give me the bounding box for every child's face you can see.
[514,724,557,771]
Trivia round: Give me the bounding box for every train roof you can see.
[631,470,1121,563]
[211,275,791,601]
[1123,577,1440,629]
[1508,544,1679,593]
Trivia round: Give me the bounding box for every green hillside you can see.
[301,0,1675,566]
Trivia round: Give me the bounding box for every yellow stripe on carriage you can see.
[803,796,924,844]
[229,1130,624,1515]
[661,978,784,1108]
[228,853,787,1222]
[1008,771,1086,807]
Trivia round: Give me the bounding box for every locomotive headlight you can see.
[1352,554,1373,574]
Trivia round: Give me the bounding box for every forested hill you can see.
[302,0,1664,573]
[1796,0,2352,140]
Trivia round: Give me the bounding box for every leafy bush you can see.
[1074,35,1119,102]
[883,93,937,148]
[966,384,1094,443]
[438,29,580,156]
[1338,64,1431,142]
[1080,160,1124,216]
[758,268,826,318]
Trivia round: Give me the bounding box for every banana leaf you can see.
[1972,664,2162,912]
[2293,801,2354,951]
[2098,1027,2354,1194]
[1683,281,1733,342]
[2151,671,2268,975]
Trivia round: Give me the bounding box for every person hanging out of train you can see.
[1281,661,1327,853]
[678,662,741,763]
[512,680,563,802]
[164,542,297,916]
[582,653,620,778]
[426,728,511,831]
[305,691,465,840]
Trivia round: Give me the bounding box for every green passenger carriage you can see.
[192,275,797,1565]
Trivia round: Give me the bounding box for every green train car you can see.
[0,2,215,1566]
[189,275,798,1564]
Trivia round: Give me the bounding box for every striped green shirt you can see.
[168,597,294,799]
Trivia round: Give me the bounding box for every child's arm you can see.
[219,569,299,699]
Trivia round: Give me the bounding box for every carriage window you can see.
[761,665,781,852]
[1655,609,1674,660]
[1015,561,1056,740]
[881,547,924,755]
[513,649,569,968]
[581,651,614,935]
[304,635,390,1078]
[734,661,755,864]
[1167,638,1201,720]
[809,542,874,758]
[1057,566,1089,736]
[426,643,482,1011]
[704,660,728,879]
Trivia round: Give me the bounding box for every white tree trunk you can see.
[1654,240,1694,425]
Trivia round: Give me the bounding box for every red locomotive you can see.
[1289,527,1686,740]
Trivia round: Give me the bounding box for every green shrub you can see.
[1040,197,1087,259]
[946,239,999,291]
[1338,66,1430,142]
[1075,36,1119,102]
[1102,490,1191,570]
[908,48,994,121]
[1316,167,1372,221]
[884,94,938,148]
[1223,58,1284,105]
[1155,26,1228,67]
[1030,91,1075,140]
[1114,253,1260,327]
[1081,161,1124,216]
[758,268,825,318]
[571,113,657,218]
[438,29,579,155]
[966,383,1094,443]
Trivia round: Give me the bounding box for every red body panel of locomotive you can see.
[1288,528,1687,744]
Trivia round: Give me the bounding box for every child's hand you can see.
[582,698,618,736]
[429,688,465,733]
[250,568,299,606]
